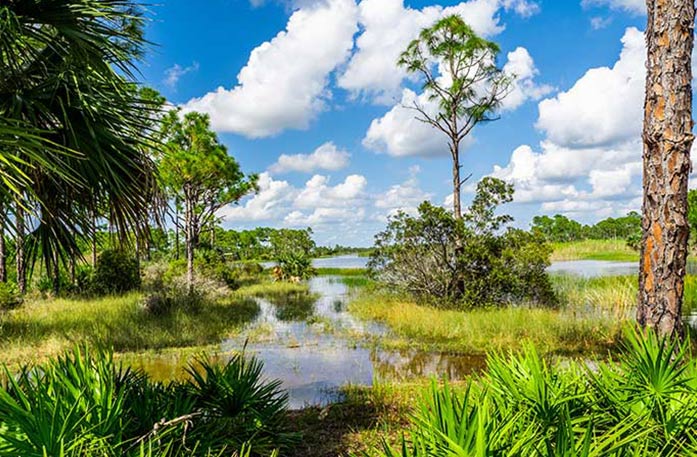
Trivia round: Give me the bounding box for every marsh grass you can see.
[0,290,263,366]
[316,268,368,276]
[349,292,622,355]
[551,239,639,262]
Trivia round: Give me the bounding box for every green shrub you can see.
[0,282,22,309]
[369,178,556,308]
[92,250,141,295]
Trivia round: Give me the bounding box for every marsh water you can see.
[130,255,685,409]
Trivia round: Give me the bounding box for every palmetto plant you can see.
[0,347,292,456]
[0,0,162,287]
[373,329,697,456]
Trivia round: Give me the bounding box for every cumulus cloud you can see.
[163,62,199,89]
[268,142,350,174]
[339,0,540,103]
[220,172,296,222]
[183,0,358,138]
[375,166,433,217]
[582,0,645,14]
[536,27,645,148]
[486,27,648,220]
[220,172,370,227]
[363,45,547,157]
[501,47,554,110]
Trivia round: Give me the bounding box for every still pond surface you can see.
[132,256,656,409]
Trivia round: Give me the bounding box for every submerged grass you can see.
[551,239,639,262]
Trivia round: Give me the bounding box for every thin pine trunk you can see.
[185,196,194,294]
[16,204,25,294]
[637,0,696,338]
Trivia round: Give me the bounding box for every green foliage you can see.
[532,212,642,244]
[93,250,141,295]
[370,178,555,308]
[372,330,697,456]
[275,252,316,281]
[0,282,22,309]
[0,346,292,456]
[0,0,160,278]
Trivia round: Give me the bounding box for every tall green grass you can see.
[371,330,697,456]
[0,346,293,456]
[551,239,639,262]
[349,292,622,355]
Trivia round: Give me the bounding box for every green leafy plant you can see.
[0,282,22,309]
[369,329,697,456]
[92,250,141,295]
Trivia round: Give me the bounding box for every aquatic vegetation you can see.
[0,347,293,456]
[371,330,697,456]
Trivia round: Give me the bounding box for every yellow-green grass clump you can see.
[551,239,638,262]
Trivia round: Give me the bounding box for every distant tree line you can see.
[531,212,642,243]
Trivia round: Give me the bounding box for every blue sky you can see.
[139,0,651,246]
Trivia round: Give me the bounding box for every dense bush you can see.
[92,249,141,294]
[0,282,22,309]
[374,330,697,456]
[0,347,293,456]
[369,178,555,308]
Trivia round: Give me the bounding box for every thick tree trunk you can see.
[185,197,194,295]
[16,204,25,294]
[637,0,696,339]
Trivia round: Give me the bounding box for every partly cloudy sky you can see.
[143,0,661,246]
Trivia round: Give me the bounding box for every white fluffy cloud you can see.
[487,27,648,220]
[268,142,350,174]
[183,0,358,138]
[363,89,458,157]
[221,172,370,227]
[375,166,433,217]
[363,45,547,157]
[536,27,645,148]
[582,0,645,14]
[220,172,296,222]
[501,47,554,110]
[339,0,540,103]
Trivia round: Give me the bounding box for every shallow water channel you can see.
[129,256,670,409]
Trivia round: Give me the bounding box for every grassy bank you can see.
[550,239,638,262]
[0,281,306,366]
[349,292,622,356]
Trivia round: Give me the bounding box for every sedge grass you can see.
[0,290,263,366]
[349,292,622,356]
[551,239,639,262]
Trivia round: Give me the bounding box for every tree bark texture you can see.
[637,0,696,338]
